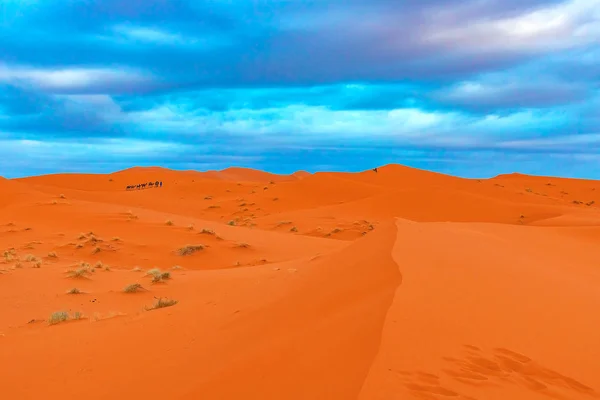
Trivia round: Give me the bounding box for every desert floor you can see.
[1,164,600,400]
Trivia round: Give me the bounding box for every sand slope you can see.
[1,164,599,399]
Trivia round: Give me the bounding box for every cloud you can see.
[0,63,153,94]
[0,0,599,179]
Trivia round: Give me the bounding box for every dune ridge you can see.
[1,163,599,399]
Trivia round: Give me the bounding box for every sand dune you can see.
[1,164,599,399]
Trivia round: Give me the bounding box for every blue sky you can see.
[0,0,599,178]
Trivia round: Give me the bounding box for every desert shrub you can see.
[200,228,215,235]
[67,288,82,294]
[32,261,42,268]
[48,311,69,325]
[177,244,204,256]
[123,283,143,293]
[146,297,178,310]
[227,220,236,226]
[290,226,298,232]
[48,251,58,258]
[92,246,101,254]
[165,220,174,226]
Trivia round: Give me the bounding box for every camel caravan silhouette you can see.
[126,181,163,191]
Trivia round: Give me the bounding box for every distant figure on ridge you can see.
[373,167,378,173]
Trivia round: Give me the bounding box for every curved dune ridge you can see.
[1,164,600,399]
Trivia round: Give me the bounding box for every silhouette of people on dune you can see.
[125,181,163,191]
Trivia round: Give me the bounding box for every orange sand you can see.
[1,164,599,399]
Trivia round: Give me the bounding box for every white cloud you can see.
[0,63,150,92]
[422,0,600,52]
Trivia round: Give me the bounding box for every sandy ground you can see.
[1,164,599,399]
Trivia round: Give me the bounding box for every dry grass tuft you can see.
[177,244,204,256]
[32,261,42,268]
[111,237,121,241]
[92,246,101,254]
[48,251,58,258]
[59,194,66,199]
[187,224,194,230]
[123,283,144,293]
[67,288,82,294]
[200,228,215,235]
[165,220,174,226]
[236,242,250,248]
[277,221,292,227]
[146,268,171,283]
[146,297,178,310]
[48,311,69,325]
[132,266,142,272]
[227,220,236,226]
[172,265,183,270]
[67,264,93,279]
[290,226,298,232]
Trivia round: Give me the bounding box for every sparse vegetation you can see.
[200,228,215,235]
[67,288,82,295]
[177,244,204,256]
[24,254,38,262]
[277,221,292,227]
[208,205,220,209]
[586,201,595,206]
[236,242,250,248]
[48,311,69,325]
[59,194,66,199]
[573,200,583,205]
[525,188,533,193]
[227,220,236,226]
[92,246,101,254]
[204,196,213,200]
[331,228,342,234]
[48,251,58,258]
[146,297,178,310]
[78,233,87,240]
[187,224,194,230]
[112,237,120,241]
[32,261,41,268]
[132,266,142,272]
[67,264,92,279]
[72,311,82,320]
[172,265,183,270]
[51,200,58,205]
[290,226,298,232]
[123,283,143,293]
[76,243,84,249]
[166,220,174,226]
[146,268,171,283]
[14,262,22,268]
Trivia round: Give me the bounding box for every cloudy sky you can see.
[1,0,599,178]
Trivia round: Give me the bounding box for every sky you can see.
[0,0,599,179]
